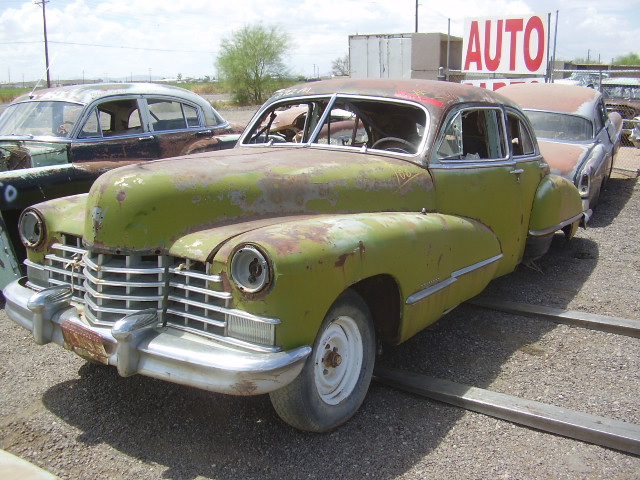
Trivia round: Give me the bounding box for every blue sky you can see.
[1,0,638,83]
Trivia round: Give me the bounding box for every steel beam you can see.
[374,366,640,456]
[468,297,640,338]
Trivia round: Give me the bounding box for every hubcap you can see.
[314,315,363,405]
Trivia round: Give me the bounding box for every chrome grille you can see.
[84,252,170,326]
[24,234,87,302]
[166,259,231,336]
[26,234,279,351]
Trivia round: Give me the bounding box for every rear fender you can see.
[529,174,584,238]
[212,212,502,347]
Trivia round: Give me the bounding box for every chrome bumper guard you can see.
[4,279,311,395]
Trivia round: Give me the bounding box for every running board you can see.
[374,367,640,456]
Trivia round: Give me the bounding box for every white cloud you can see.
[0,0,638,84]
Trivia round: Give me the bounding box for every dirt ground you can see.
[1,139,638,479]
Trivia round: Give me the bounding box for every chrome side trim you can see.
[406,254,504,305]
[529,212,586,237]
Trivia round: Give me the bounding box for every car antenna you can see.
[29,52,58,99]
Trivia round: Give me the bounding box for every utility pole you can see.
[415,0,419,32]
[34,0,51,88]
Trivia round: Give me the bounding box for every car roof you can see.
[498,83,600,117]
[11,82,213,109]
[266,78,521,114]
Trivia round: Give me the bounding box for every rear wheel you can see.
[270,289,375,432]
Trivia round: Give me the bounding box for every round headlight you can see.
[230,245,270,293]
[19,209,46,248]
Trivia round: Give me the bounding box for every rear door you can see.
[70,96,161,163]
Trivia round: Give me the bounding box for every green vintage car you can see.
[4,79,586,432]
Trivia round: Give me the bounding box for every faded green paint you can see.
[529,175,584,235]
[211,212,501,347]
[0,141,69,170]
[18,79,587,362]
[84,148,435,253]
[25,194,88,264]
[430,157,548,277]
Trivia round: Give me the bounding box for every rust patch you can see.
[231,379,259,395]
[60,319,112,364]
[499,83,599,115]
[538,141,586,176]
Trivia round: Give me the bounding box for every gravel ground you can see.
[1,131,638,479]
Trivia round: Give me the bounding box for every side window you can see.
[507,112,535,157]
[78,109,100,138]
[147,99,199,131]
[312,103,369,147]
[185,104,200,127]
[79,99,143,137]
[436,108,505,160]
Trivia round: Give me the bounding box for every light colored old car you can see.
[600,77,640,147]
[499,82,622,212]
[0,83,242,290]
[630,117,640,148]
[4,79,586,432]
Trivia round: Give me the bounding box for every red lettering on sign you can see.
[484,20,503,71]
[504,18,524,71]
[524,16,545,72]
[464,21,483,70]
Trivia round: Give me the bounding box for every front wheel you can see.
[270,289,375,432]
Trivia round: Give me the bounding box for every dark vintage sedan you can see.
[499,82,622,213]
[0,83,242,289]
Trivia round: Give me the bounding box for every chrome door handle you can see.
[510,168,524,183]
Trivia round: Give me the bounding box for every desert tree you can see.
[216,24,290,104]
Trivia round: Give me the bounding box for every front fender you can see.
[529,174,584,238]
[211,212,502,348]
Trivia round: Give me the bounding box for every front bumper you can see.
[4,278,311,395]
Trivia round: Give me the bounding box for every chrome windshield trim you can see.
[406,253,504,305]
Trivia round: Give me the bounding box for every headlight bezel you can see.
[18,208,46,248]
[230,244,272,294]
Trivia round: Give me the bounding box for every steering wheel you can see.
[371,137,416,154]
[56,122,73,136]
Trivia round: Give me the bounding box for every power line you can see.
[0,40,213,54]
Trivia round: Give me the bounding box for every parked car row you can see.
[0,83,243,289]
[498,82,622,213]
[4,78,588,432]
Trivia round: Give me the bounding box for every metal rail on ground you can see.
[374,301,640,455]
[467,297,640,338]
[374,367,640,456]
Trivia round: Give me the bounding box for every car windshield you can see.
[601,85,640,100]
[0,101,84,138]
[242,96,427,155]
[525,111,593,141]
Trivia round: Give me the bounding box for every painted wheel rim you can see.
[314,315,363,406]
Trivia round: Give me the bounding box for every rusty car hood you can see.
[0,139,69,171]
[538,140,590,179]
[84,146,435,252]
